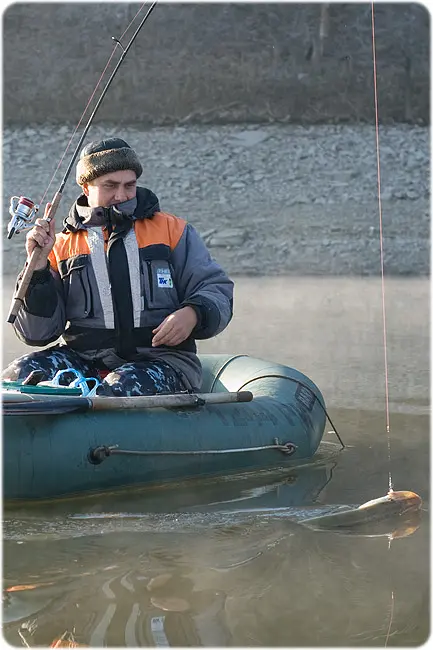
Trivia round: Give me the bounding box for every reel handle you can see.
[7,191,62,324]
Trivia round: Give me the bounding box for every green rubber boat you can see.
[3,354,327,500]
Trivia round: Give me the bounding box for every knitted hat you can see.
[76,137,143,186]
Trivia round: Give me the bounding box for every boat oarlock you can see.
[6,1,157,324]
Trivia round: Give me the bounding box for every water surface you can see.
[2,277,429,646]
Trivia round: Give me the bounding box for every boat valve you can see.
[7,196,40,239]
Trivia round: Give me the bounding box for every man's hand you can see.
[25,203,56,270]
[152,306,198,347]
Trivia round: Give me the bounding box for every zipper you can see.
[146,261,154,303]
[78,269,89,315]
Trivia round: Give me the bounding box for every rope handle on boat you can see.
[235,374,344,449]
[88,438,297,464]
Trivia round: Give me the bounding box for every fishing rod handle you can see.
[42,190,62,222]
[7,191,62,324]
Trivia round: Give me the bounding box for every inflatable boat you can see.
[3,354,328,500]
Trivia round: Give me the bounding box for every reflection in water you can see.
[3,515,428,647]
[4,536,233,646]
[3,444,429,647]
[4,462,334,647]
[3,277,429,645]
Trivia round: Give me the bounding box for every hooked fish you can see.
[3,490,422,542]
[70,489,422,537]
[297,490,422,531]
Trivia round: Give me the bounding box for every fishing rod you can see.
[7,1,157,324]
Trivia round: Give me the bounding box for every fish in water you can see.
[3,490,422,542]
[71,489,421,527]
[71,489,422,536]
[298,490,422,531]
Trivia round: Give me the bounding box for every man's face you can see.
[83,170,137,207]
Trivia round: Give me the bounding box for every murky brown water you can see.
[2,276,429,646]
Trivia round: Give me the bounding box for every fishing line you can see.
[38,2,149,208]
[371,2,393,494]
[371,6,397,647]
[384,590,395,647]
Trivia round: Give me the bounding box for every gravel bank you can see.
[3,123,429,276]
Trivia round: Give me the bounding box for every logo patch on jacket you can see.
[156,268,173,288]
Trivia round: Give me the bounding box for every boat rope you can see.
[38,2,150,209]
[88,438,297,465]
[235,374,344,449]
[371,2,393,496]
[208,355,249,393]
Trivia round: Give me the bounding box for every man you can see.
[3,138,234,396]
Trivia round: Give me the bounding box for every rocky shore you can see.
[3,123,429,277]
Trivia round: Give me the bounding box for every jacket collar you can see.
[63,186,160,232]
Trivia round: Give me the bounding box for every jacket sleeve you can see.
[12,261,67,346]
[171,223,234,339]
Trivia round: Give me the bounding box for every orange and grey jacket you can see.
[13,187,234,389]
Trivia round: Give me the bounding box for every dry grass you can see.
[3,3,429,125]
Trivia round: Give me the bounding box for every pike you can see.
[6,2,157,324]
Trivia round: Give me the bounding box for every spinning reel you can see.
[7,196,39,239]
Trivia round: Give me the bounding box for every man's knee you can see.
[102,361,185,397]
[2,351,50,382]
[2,346,96,384]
